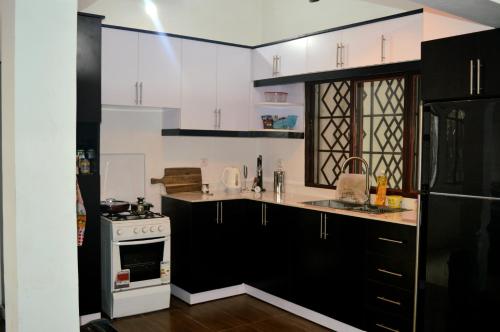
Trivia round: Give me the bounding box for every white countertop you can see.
[163,190,418,226]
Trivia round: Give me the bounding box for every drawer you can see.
[365,222,416,259]
[365,253,415,289]
[365,280,413,318]
[365,309,412,332]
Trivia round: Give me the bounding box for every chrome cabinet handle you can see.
[323,214,328,239]
[264,203,268,225]
[336,44,340,68]
[216,202,219,224]
[340,43,345,67]
[261,203,265,226]
[139,82,143,105]
[377,268,403,278]
[477,59,481,94]
[220,202,223,224]
[377,237,403,244]
[276,56,281,75]
[376,296,401,306]
[218,109,221,129]
[470,60,474,95]
[375,323,399,332]
[272,56,276,75]
[135,82,139,105]
[320,214,323,239]
[214,109,218,129]
[381,35,386,63]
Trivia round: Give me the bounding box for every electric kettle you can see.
[221,167,242,193]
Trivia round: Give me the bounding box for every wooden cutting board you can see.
[151,167,202,193]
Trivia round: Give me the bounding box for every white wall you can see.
[101,110,334,209]
[82,0,264,45]
[1,0,80,331]
[260,0,419,43]
[80,0,421,45]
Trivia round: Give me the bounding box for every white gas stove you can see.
[101,212,171,318]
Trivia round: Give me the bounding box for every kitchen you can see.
[0,1,500,328]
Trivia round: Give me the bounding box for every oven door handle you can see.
[113,237,166,246]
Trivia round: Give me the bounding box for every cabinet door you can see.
[181,40,217,129]
[216,46,251,131]
[422,33,478,101]
[278,38,307,77]
[291,211,365,328]
[101,28,139,106]
[245,202,292,300]
[252,44,279,80]
[77,15,102,123]
[306,31,343,73]
[342,23,382,69]
[477,29,500,97]
[381,14,422,63]
[190,201,221,292]
[138,34,181,108]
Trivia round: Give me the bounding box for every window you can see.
[305,73,420,196]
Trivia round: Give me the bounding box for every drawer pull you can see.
[377,268,403,278]
[376,296,401,306]
[376,323,400,332]
[377,237,403,244]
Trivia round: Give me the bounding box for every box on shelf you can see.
[261,115,298,130]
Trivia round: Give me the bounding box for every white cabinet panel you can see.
[306,31,343,73]
[252,44,279,80]
[138,34,182,108]
[279,38,307,77]
[381,14,422,63]
[216,46,251,131]
[101,28,139,106]
[181,40,217,130]
[341,23,382,69]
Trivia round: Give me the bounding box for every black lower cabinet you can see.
[162,197,245,293]
[290,209,365,328]
[244,202,292,300]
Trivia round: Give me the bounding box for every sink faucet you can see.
[341,156,371,206]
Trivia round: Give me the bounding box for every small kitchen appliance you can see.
[101,209,171,318]
[273,160,285,194]
[254,155,265,192]
[221,167,242,193]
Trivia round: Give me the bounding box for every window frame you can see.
[304,71,420,198]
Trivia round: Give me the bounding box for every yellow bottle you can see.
[374,169,387,206]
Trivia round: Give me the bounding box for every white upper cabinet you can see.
[138,33,182,108]
[181,40,251,131]
[341,22,384,69]
[306,30,343,73]
[252,38,307,80]
[216,45,251,131]
[102,28,139,106]
[379,14,422,64]
[252,44,280,81]
[101,28,182,108]
[181,40,218,130]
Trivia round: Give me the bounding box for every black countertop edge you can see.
[161,129,305,139]
[254,60,421,87]
[78,12,105,19]
[101,8,423,50]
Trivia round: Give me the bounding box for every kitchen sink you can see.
[302,200,408,214]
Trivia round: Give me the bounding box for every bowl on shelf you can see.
[264,91,288,103]
[273,115,298,130]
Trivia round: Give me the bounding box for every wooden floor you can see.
[112,295,332,332]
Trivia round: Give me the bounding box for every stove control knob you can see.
[150,226,156,232]
[116,229,123,236]
[142,226,148,233]
[133,228,139,234]
[158,225,164,232]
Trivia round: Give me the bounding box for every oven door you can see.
[111,236,169,291]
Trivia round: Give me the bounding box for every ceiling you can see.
[408,0,500,27]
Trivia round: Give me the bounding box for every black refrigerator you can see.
[418,98,500,331]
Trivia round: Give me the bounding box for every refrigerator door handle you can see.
[429,113,439,189]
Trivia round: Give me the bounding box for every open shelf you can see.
[254,102,304,108]
[161,129,304,139]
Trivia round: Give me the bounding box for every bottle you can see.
[77,149,90,174]
[374,169,387,206]
[86,149,96,174]
[273,159,285,194]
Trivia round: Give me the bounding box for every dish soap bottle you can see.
[374,169,387,206]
